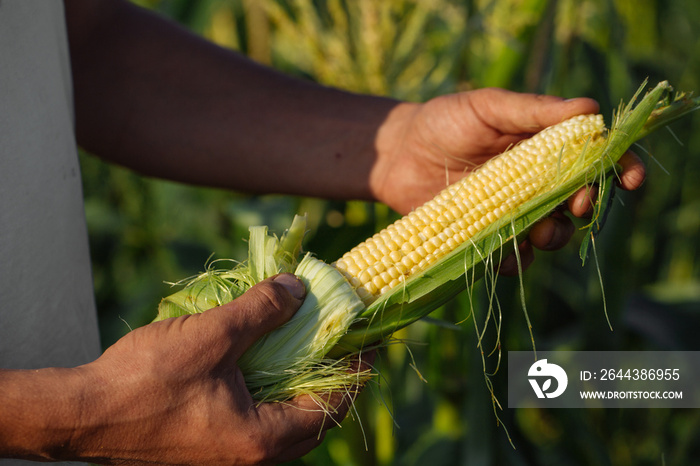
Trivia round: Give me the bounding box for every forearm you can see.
[66,0,409,200]
[0,367,89,462]
[1,360,188,465]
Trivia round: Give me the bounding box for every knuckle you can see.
[252,281,289,314]
[234,280,296,331]
[224,423,278,465]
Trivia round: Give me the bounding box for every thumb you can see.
[471,88,601,135]
[210,273,306,355]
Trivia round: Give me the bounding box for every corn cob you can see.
[333,114,606,304]
[329,81,700,356]
[155,80,699,401]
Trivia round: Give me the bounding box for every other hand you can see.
[73,274,369,465]
[372,88,646,273]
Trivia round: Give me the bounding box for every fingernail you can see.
[273,273,306,300]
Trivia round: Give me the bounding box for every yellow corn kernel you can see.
[334,113,606,303]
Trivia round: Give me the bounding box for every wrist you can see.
[370,100,421,209]
[58,356,158,465]
[0,366,95,462]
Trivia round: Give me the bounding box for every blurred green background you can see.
[79,0,700,464]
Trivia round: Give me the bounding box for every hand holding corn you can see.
[0,274,371,465]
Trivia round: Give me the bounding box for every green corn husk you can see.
[155,214,371,402]
[155,80,699,402]
[330,79,700,357]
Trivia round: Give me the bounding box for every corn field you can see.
[81,0,700,464]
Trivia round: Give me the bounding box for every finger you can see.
[258,350,376,461]
[272,432,327,464]
[565,150,643,218]
[271,353,374,463]
[567,185,598,218]
[352,349,377,371]
[281,359,371,429]
[498,240,534,276]
[470,88,600,136]
[617,150,646,191]
[528,211,575,251]
[255,390,349,462]
[208,273,306,355]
